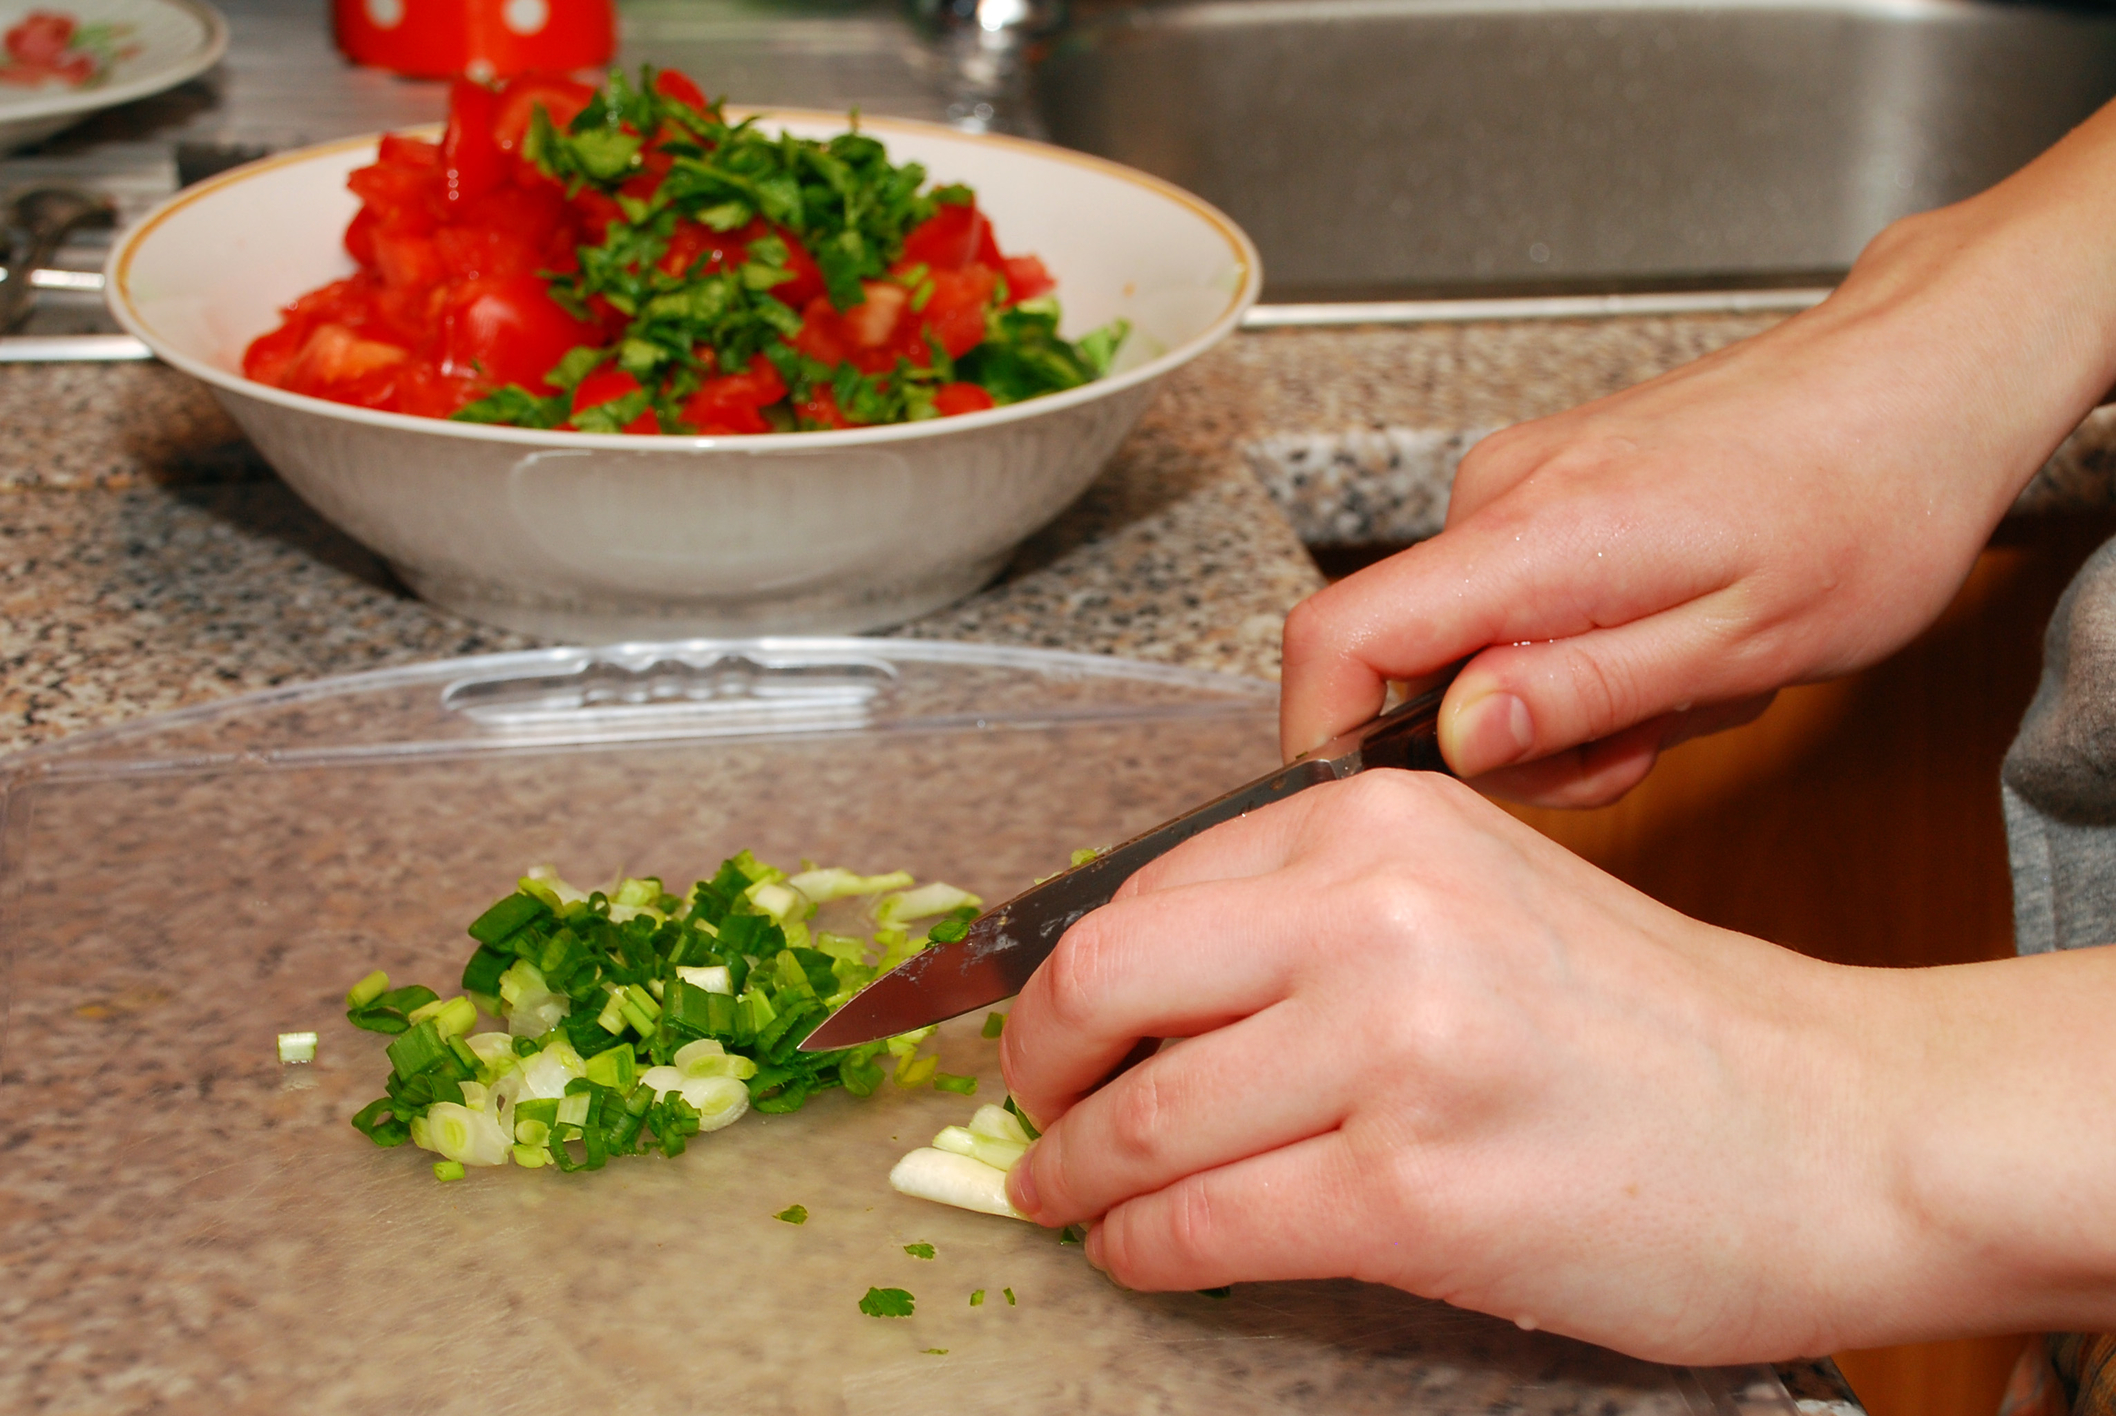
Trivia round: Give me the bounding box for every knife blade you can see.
[798,676,1458,1052]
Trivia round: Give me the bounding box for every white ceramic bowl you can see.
[0,0,227,153]
[106,112,1260,640]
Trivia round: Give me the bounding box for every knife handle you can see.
[1348,682,1454,776]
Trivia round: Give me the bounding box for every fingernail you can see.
[1006,1148,1041,1220]
[1084,1222,1107,1271]
[1450,691,1533,772]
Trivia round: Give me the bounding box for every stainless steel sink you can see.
[1032,0,2116,300]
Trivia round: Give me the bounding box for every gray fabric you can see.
[2004,535,2116,954]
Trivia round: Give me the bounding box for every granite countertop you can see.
[10,310,2115,762]
[0,312,1783,754]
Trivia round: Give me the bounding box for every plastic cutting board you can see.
[0,640,1800,1415]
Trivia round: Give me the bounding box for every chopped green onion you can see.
[970,1289,985,1307]
[922,1348,948,1356]
[1003,1288,1016,1306]
[346,970,390,1009]
[344,852,1065,1185]
[981,1012,1006,1039]
[902,1242,935,1259]
[1059,1225,1085,1246]
[433,1160,465,1182]
[776,1204,808,1224]
[859,1286,915,1318]
[277,1031,318,1064]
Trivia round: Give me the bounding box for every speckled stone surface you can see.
[0,345,1328,756]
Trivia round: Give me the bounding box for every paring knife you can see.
[799,676,1459,1053]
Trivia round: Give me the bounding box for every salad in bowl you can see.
[243,67,1128,437]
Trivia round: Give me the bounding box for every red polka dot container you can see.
[333,0,613,80]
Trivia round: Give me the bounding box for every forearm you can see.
[1864,946,2116,1340]
[1814,95,2116,519]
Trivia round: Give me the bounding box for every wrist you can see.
[1816,103,2116,509]
[1870,951,2116,1339]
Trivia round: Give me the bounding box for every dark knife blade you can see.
[798,678,1456,1052]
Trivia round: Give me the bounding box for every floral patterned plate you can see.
[0,0,225,152]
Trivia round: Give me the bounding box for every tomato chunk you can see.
[680,354,788,434]
[571,367,659,433]
[441,274,605,393]
[493,74,595,154]
[442,80,504,208]
[933,382,996,417]
[652,68,710,112]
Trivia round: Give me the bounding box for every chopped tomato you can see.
[618,148,674,201]
[933,382,996,417]
[842,281,908,349]
[901,202,1000,272]
[492,74,595,154]
[442,80,504,208]
[1000,254,1054,303]
[680,354,787,434]
[343,205,380,266]
[369,227,444,290]
[922,265,999,358]
[571,188,626,244]
[571,367,660,433]
[659,217,759,279]
[652,68,710,112]
[441,274,605,393]
[795,385,855,430]
[790,296,852,368]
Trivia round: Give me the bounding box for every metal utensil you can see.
[800,676,1457,1052]
[0,187,113,333]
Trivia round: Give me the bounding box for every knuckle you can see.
[1103,1066,1172,1166]
[1159,1177,1221,1274]
[1039,922,1115,1037]
[1551,636,1637,736]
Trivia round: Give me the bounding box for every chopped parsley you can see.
[860,1286,916,1317]
[777,1204,809,1224]
[902,1242,935,1259]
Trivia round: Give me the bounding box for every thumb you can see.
[1438,601,1760,779]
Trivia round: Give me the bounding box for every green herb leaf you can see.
[777,1204,809,1224]
[450,385,570,430]
[902,1242,935,1259]
[859,1286,916,1318]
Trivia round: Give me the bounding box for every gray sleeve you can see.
[2004,534,2116,954]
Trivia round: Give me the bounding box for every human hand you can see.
[1280,104,2116,806]
[997,771,2116,1363]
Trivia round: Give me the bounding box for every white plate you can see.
[0,0,226,153]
